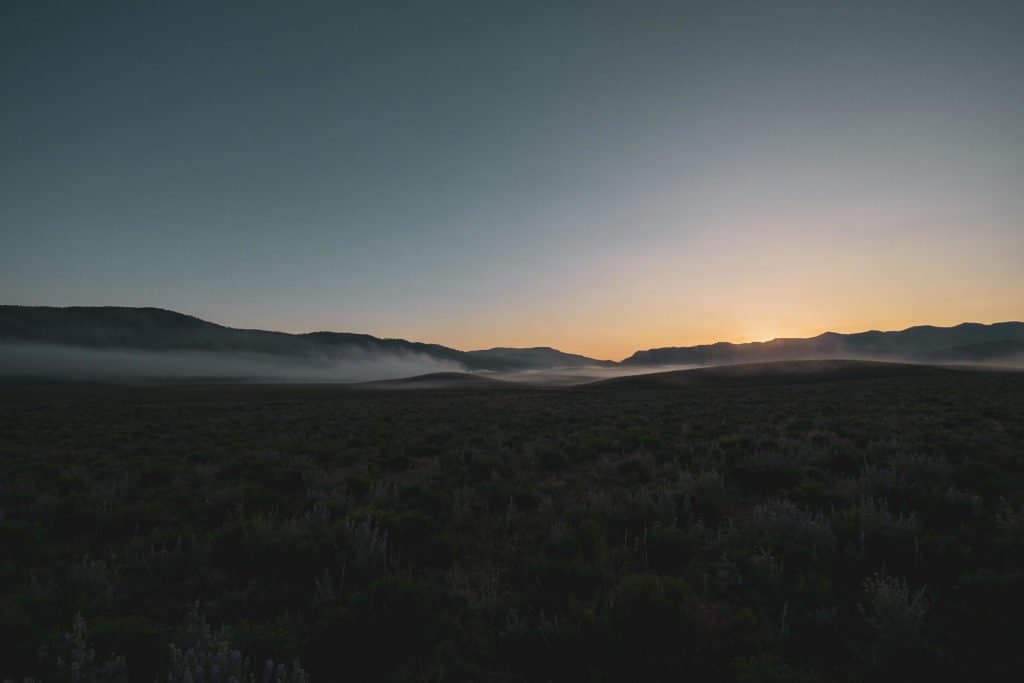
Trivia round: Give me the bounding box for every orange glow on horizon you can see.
[273,310,1023,363]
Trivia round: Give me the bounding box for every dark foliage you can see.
[0,368,1022,681]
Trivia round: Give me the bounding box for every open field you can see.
[1,362,1023,681]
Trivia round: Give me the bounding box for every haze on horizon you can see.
[3,1,1022,360]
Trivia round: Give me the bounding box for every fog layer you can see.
[0,344,465,382]
[492,364,702,386]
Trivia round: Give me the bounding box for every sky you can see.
[2,0,1022,360]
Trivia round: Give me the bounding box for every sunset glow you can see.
[2,1,1021,359]
[3,4,1024,679]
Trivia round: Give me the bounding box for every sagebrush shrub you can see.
[859,574,929,644]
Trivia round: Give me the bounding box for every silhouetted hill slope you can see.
[623,322,1024,366]
[0,306,300,353]
[463,346,616,370]
[0,306,608,372]
[919,339,1024,363]
[589,359,960,389]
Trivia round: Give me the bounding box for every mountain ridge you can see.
[623,321,1024,366]
[0,306,612,372]
[2,306,1023,372]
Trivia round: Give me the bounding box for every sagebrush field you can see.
[2,364,1023,682]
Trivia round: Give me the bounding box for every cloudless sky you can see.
[3,0,1022,359]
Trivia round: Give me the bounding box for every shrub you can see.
[859,574,929,645]
[831,498,919,569]
[166,605,308,683]
[747,500,835,563]
[340,516,388,574]
[602,573,698,676]
[734,653,815,683]
[733,451,804,493]
[35,614,127,683]
[645,523,692,572]
[995,500,1024,562]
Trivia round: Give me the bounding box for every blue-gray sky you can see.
[3,0,1022,358]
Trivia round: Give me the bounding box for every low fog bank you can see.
[3,344,1020,386]
[0,344,465,382]
[822,353,1024,371]
[490,364,703,385]
[493,356,1024,386]
[939,358,1024,371]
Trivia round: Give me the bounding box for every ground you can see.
[1,362,1023,682]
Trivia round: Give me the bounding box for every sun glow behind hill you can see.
[3,2,1023,360]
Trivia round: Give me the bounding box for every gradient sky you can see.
[3,1,1022,359]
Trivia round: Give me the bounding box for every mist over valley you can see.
[2,306,1022,384]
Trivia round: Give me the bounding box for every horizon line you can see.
[3,304,1022,363]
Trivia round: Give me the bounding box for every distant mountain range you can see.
[0,306,613,373]
[1,306,1022,379]
[623,322,1024,366]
